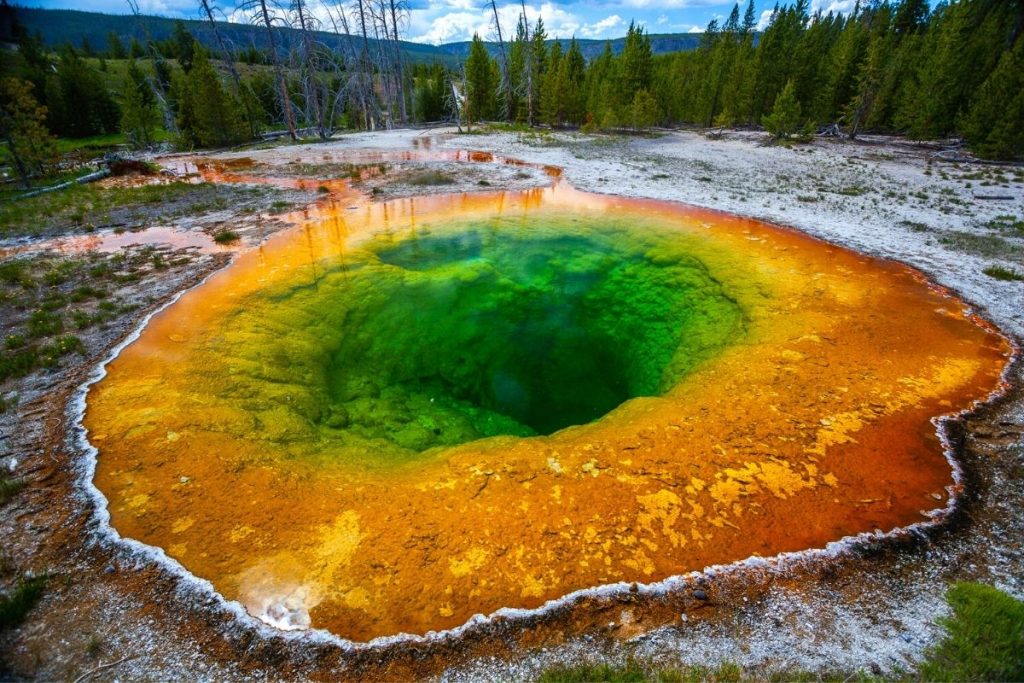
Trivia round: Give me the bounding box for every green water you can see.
[212,217,746,456]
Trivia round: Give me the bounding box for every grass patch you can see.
[0,182,276,239]
[919,583,1024,682]
[899,220,931,233]
[983,265,1024,281]
[939,231,1020,259]
[538,661,754,683]
[986,215,1024,235]
[213,230,241,244]
[0,574,46,630]
[55,129,171,155]
[407,170,456,186]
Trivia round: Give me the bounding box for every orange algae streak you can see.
[84,182,1010,642]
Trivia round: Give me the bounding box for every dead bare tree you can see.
[350,0,380,129]
[198,0,261,138]
[518,0,534,125]
[387,0,408,124]
[319,0,379,130]
[239,0,298,140]
[290,0,330,138]
[369,0,396,127]
[127,0,177,133]
[488,0,513,119]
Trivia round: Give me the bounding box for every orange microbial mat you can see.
[84,180,1010,642]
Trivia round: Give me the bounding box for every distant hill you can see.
[438,34,707,60]
[9,6,708,64]
[9,7,454,64]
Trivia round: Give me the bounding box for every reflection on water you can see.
[84,173,1010,642]
[0,226,236,259]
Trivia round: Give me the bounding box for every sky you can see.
[24,0,857,44]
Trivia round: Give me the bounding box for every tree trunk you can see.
[355,0,378,129]
[388,0,408,124]
[294,0,328,138]
[519,0,533,125]
[127,0,176,133]
[489,0,513,119]
[257,0,298,140]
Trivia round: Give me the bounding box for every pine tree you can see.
[172,44,249,148]
[46,45,120,137]
[846,29,889,139]
[0,77,56,187]
[129,38,145,59]
[508,16,527,122]
[529,18,547,124]
[561,39,586,125]
[583,41,615,127]
[820,10,868,125]
[173,21,196,72]
[762,78,801,139]
[464,34,497,125]
[620,22,652,105]
[107,31,126,60]
[119,59,159,148]
[718,0,758,125]
[629,89,659,131]
[540,41,562,126]
[960,33,1024,160]
[412,63,449,122]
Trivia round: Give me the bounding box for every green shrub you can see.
[0,574,46,629]
[213,230,240,244]
[408,170,455,186]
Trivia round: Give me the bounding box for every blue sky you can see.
[26,0,856,43]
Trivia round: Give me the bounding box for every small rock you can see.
[680,613,688,623]
[104,564,116,574]
[693,589,708,601]
[629,582,639,593]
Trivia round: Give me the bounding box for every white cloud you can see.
[410,10,484,44]
[656,14,668,25]
[579,14,624,38]
[617,0,725,9]
[755,8,774,31]
[409,1,588,43]
[810,0,857,15]
[687,24,702,33]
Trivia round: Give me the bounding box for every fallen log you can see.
[15,168,110,200]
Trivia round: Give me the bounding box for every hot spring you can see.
[83,175,1010,642]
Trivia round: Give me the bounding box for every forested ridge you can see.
[0,0,1022,192]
